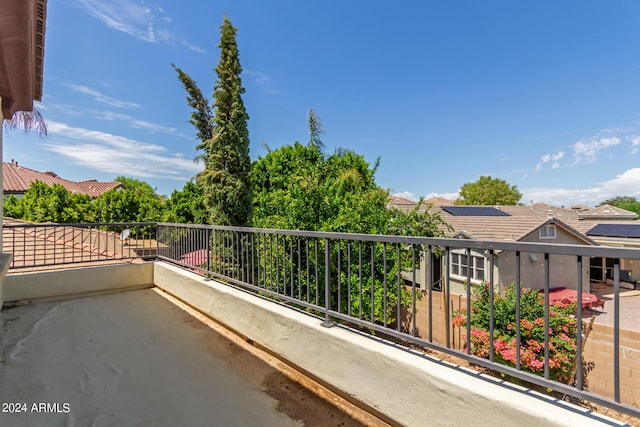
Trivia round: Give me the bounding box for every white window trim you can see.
[539,224,557,240]
[450,250,486,283]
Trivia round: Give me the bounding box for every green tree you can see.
[174,16,252,226]
[3,181,92,223]
[307,108,325,152]
[114,176,159,198]
[252,142,388,233]
[251,111,450,324]
[456,175,522,205]
[387,199,451,238]
[253,110,450,236]
[163,181,208,224]
[599,196,638,206]
[3,194,23,219]
[92,188,163,223]
[171,64,213,149]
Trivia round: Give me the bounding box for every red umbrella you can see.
[545,287,605,310]
[180,249,209,267]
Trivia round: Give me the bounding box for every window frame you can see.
[539,224,557,240]
[450,250,486,283]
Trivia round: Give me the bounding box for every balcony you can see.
[0,221,637,426]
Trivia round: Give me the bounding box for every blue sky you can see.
[5,0,640,207]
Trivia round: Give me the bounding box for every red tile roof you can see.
[3,161,123,198]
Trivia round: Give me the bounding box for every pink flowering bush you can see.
[452,281,577,383]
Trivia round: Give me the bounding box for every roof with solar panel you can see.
[387,197,639,244]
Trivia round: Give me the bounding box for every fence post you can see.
[322,238,333,327]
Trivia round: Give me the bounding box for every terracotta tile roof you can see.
[2,218,153,270]
[3,161,123,198]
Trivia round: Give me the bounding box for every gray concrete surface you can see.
[590,281,640,332]
[0,288,377,427]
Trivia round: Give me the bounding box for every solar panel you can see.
[441,206,511,216]
[586,224,612,236]
[586,223,640,238]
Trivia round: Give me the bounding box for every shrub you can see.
[452,281,577,383]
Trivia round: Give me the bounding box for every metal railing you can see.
[4,222,157,270]
[5,220,640,417]
[156,222,640,418]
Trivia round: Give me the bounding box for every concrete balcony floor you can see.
[0,288,386,427]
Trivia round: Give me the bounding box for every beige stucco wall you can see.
[415,227,593,296]
[496,251,591,292]
[495,228,592,293]
[3,262,154,303]
[153,262,619,427]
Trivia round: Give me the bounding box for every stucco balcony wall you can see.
[153,262,619,427]
[3,262,154,303]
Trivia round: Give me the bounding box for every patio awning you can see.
[0,0,47,118]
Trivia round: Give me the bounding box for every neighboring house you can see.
[387,197,640,294]
[3,160,123,198]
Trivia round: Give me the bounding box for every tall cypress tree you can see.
[197,16,252,226]
[171,63,213,154]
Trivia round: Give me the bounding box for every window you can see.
[451,251,486,282]
[539,224,557,239]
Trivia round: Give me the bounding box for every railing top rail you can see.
[4,222,157,228]
[157,222,640,259]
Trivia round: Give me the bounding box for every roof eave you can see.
[0,0,47,118]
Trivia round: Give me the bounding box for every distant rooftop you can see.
[389,200,639,242]
[3,160,123,198]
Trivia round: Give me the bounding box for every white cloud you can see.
[537,151,564,171]
[599,168,640,199]
[97,110,177,134]
[43,121,201,181]
[243,70,280,95]
[38,102,86,118]
[130,119,177,134]
[629,135,640,154]
[542,152,563,163]
[572,136,620,165]
[522,187,603,208]
[75,0,204,53]
[522,167,640,207]
[65,84,140,109]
